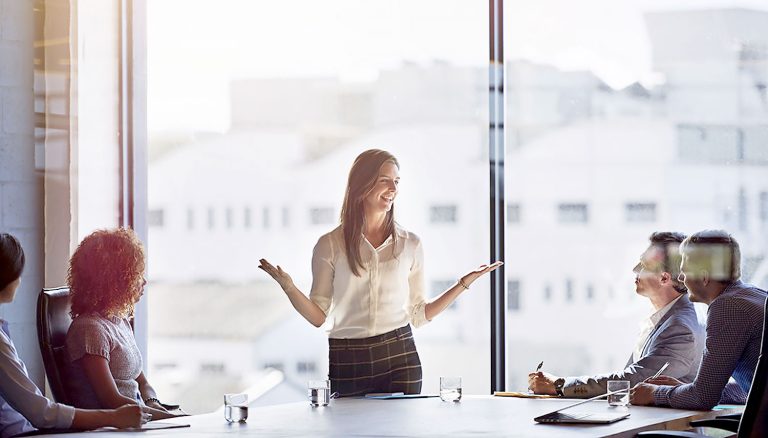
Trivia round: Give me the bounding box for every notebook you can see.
[363,393,440,399]
[533,389,630,424]
[96,422,191,433]
[493,391,559,399]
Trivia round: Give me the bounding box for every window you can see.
[626,203,656,223]
[761,192,768,224]
[263,362,285,372]
[226,207,234,229]
[677,125,755,163]
[507,280,521,311]
[557,203,588,224]
[297,361,317,374]
[677,124,742,164]
[147,0,491,410]
[507,204,521,224]
[262,207,270,229]
[430,205,458,223]
[153,362,178,371]
[148,209,165,227]
[309,207,334,225]
[207,207,215,230]
[282,206,291,228]
[201,363,225,374]
[244,207,252,228]
[544,284,552,302]
[504,3,768,393]
[186,208,195,230]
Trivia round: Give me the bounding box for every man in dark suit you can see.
[528,232,705,398]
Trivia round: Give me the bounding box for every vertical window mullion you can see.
[489,0,507,393]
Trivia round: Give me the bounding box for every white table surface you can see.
[35,395,739,437]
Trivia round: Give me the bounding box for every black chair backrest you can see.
[738,295,768,438]
[36,287,73,405]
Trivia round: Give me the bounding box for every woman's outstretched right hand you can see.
[257,258,326,327]
[258,258,294,291]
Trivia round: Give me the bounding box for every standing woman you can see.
[259,149,501,396]
[0,233,146,437]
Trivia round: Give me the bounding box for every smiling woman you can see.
[258,149,502,397]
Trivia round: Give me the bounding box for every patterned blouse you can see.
[65,314,144,408]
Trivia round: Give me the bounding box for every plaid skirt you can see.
[328,325,422,397]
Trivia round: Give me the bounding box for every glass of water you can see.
[224,393,248,423]
[440,376,462,402]
[308,379,331,407]
[607,380,630,406]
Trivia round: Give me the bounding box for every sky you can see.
[147,0,768,133]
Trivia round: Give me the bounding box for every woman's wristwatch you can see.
[144,397,161,405]
[553,378,565,397]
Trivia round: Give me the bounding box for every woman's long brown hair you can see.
[340,149,399,276]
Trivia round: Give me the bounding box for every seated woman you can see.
[0,233,146,437]
[64,228,180,420]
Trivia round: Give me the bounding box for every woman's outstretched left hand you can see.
[461,261,504,288]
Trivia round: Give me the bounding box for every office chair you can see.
[36,287,75,406]
[637,296,768,438]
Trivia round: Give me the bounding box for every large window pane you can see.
[503,2,768,389]
[148,0,490,413]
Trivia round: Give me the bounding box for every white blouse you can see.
[309,224,429,338]
[0,319,75,438]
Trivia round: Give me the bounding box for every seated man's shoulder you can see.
[664,299,699,327]
[713,286,765,311]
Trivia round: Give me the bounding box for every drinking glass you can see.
[308,379,331,407]
[224,393,248,423]
[607,380,630,406]
[440,376,462,402]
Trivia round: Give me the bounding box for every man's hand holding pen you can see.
[630,362,676,405]
[528,362,563,396]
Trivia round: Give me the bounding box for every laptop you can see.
[534,389,630,424]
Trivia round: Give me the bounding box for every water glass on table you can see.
[607,380,630,406]
[308,379,331,407]
[440,376,462,402]
[224,393,248,423]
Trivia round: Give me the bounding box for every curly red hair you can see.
[67,228,146,318]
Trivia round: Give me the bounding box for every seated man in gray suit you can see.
[528,232,705,398]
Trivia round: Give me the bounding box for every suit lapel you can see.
[640,295,688,357]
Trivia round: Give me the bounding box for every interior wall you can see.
[0,0,46,387]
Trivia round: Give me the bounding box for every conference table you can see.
[36,395,740,437]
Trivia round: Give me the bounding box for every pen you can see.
[651,362,670,379]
